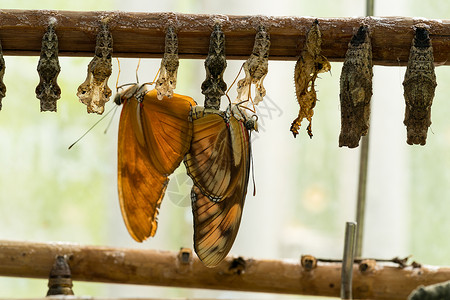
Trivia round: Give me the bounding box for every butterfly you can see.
[116,84,195,242]
[184,104,256,267]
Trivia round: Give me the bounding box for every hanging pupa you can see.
[290,19,331,138]
[155,25,179,100]
[403,24,437,145]
[201,22,227,110]
[36,21,61,112]
[235,25,270,108]
[77,20,113,114]
[0,40,5,110]
[339,25,373,148]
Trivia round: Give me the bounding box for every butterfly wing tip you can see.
[129,230,152,243]
[199,258,221,268]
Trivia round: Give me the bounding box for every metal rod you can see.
[354,0,375,259]
[341,222,357,300]
[355,135,369,258]
[366,0,375,16]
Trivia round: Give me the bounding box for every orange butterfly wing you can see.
[118,88,195,242]
[141,89,195,175]
[187,112,251,267]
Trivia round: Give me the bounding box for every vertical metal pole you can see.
[366,0,374,17]
[355,136,369,258]
[341,222,357,300]
[355,0,375,259]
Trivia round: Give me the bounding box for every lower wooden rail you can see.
[0,240,449,299]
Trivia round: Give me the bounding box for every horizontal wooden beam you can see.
[0,240,449,299]
[0,10,449,66]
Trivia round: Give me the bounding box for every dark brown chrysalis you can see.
[46,256,74,296]
[339,25,373,148]
[77,21,113,114]
[236,25,270,107]
[408,280,450,300]
[201,22,227,110]
[291,20,331,138]
[155,25,179,100]
[403,25,437,146]
[36,22,61,112]
[0,40,6,110]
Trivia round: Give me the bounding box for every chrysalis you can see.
[155,25,179,100]
[235,25,270,107]
[291,20,331,138]
[201,23,227,110]
[36,22,61,112]
[77,21,113,114]
[403,25,437,146]
[0,40,5,110]
[46,256,74,296]
[339,25,373,148]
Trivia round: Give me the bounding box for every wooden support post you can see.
[0,10,449,65]
[0,240,449,299]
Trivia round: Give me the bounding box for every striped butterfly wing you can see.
[188,114,251,267]
[184,111,242,201]
[118,87,195,242]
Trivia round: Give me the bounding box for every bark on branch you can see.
[0,10,449,65]
[0,240,449,299]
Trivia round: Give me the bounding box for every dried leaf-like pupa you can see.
[0,40,6,110]
[339,26,373,148]
[235,25,270,107]
[201,23,227,110]
[291,20,331,138]
[155,25,179,100]
[403,25,436,146]
[77,21,113,114]
[36,22,61,112]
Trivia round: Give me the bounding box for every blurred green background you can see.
[1,0,450,298]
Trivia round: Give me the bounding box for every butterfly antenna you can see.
[240,105,256,114]
[250,133,257,196]
[115,58,121,90]
[226,63,244,105]
[68,105,117,150]
[151,67,161,85]
[135,58,141,83]
[104,105,120,134]
[235,99,256,114]
[248,92,256,112]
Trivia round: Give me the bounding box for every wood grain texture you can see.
[0,10,450,65]
[1,240,450,299]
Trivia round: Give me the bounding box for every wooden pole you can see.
[0,240,449,299]
[0,10,449,65]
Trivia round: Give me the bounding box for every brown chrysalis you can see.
[291,20,331,138]
[339,25,373,148]
[235,25,270,107]
[36,22,61,112]
[77,21,113,114]
[155,25,179,100]
[201,22,227,110]
[46,256,74,296]
[403,24,437,146]
[0,39,5,110]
